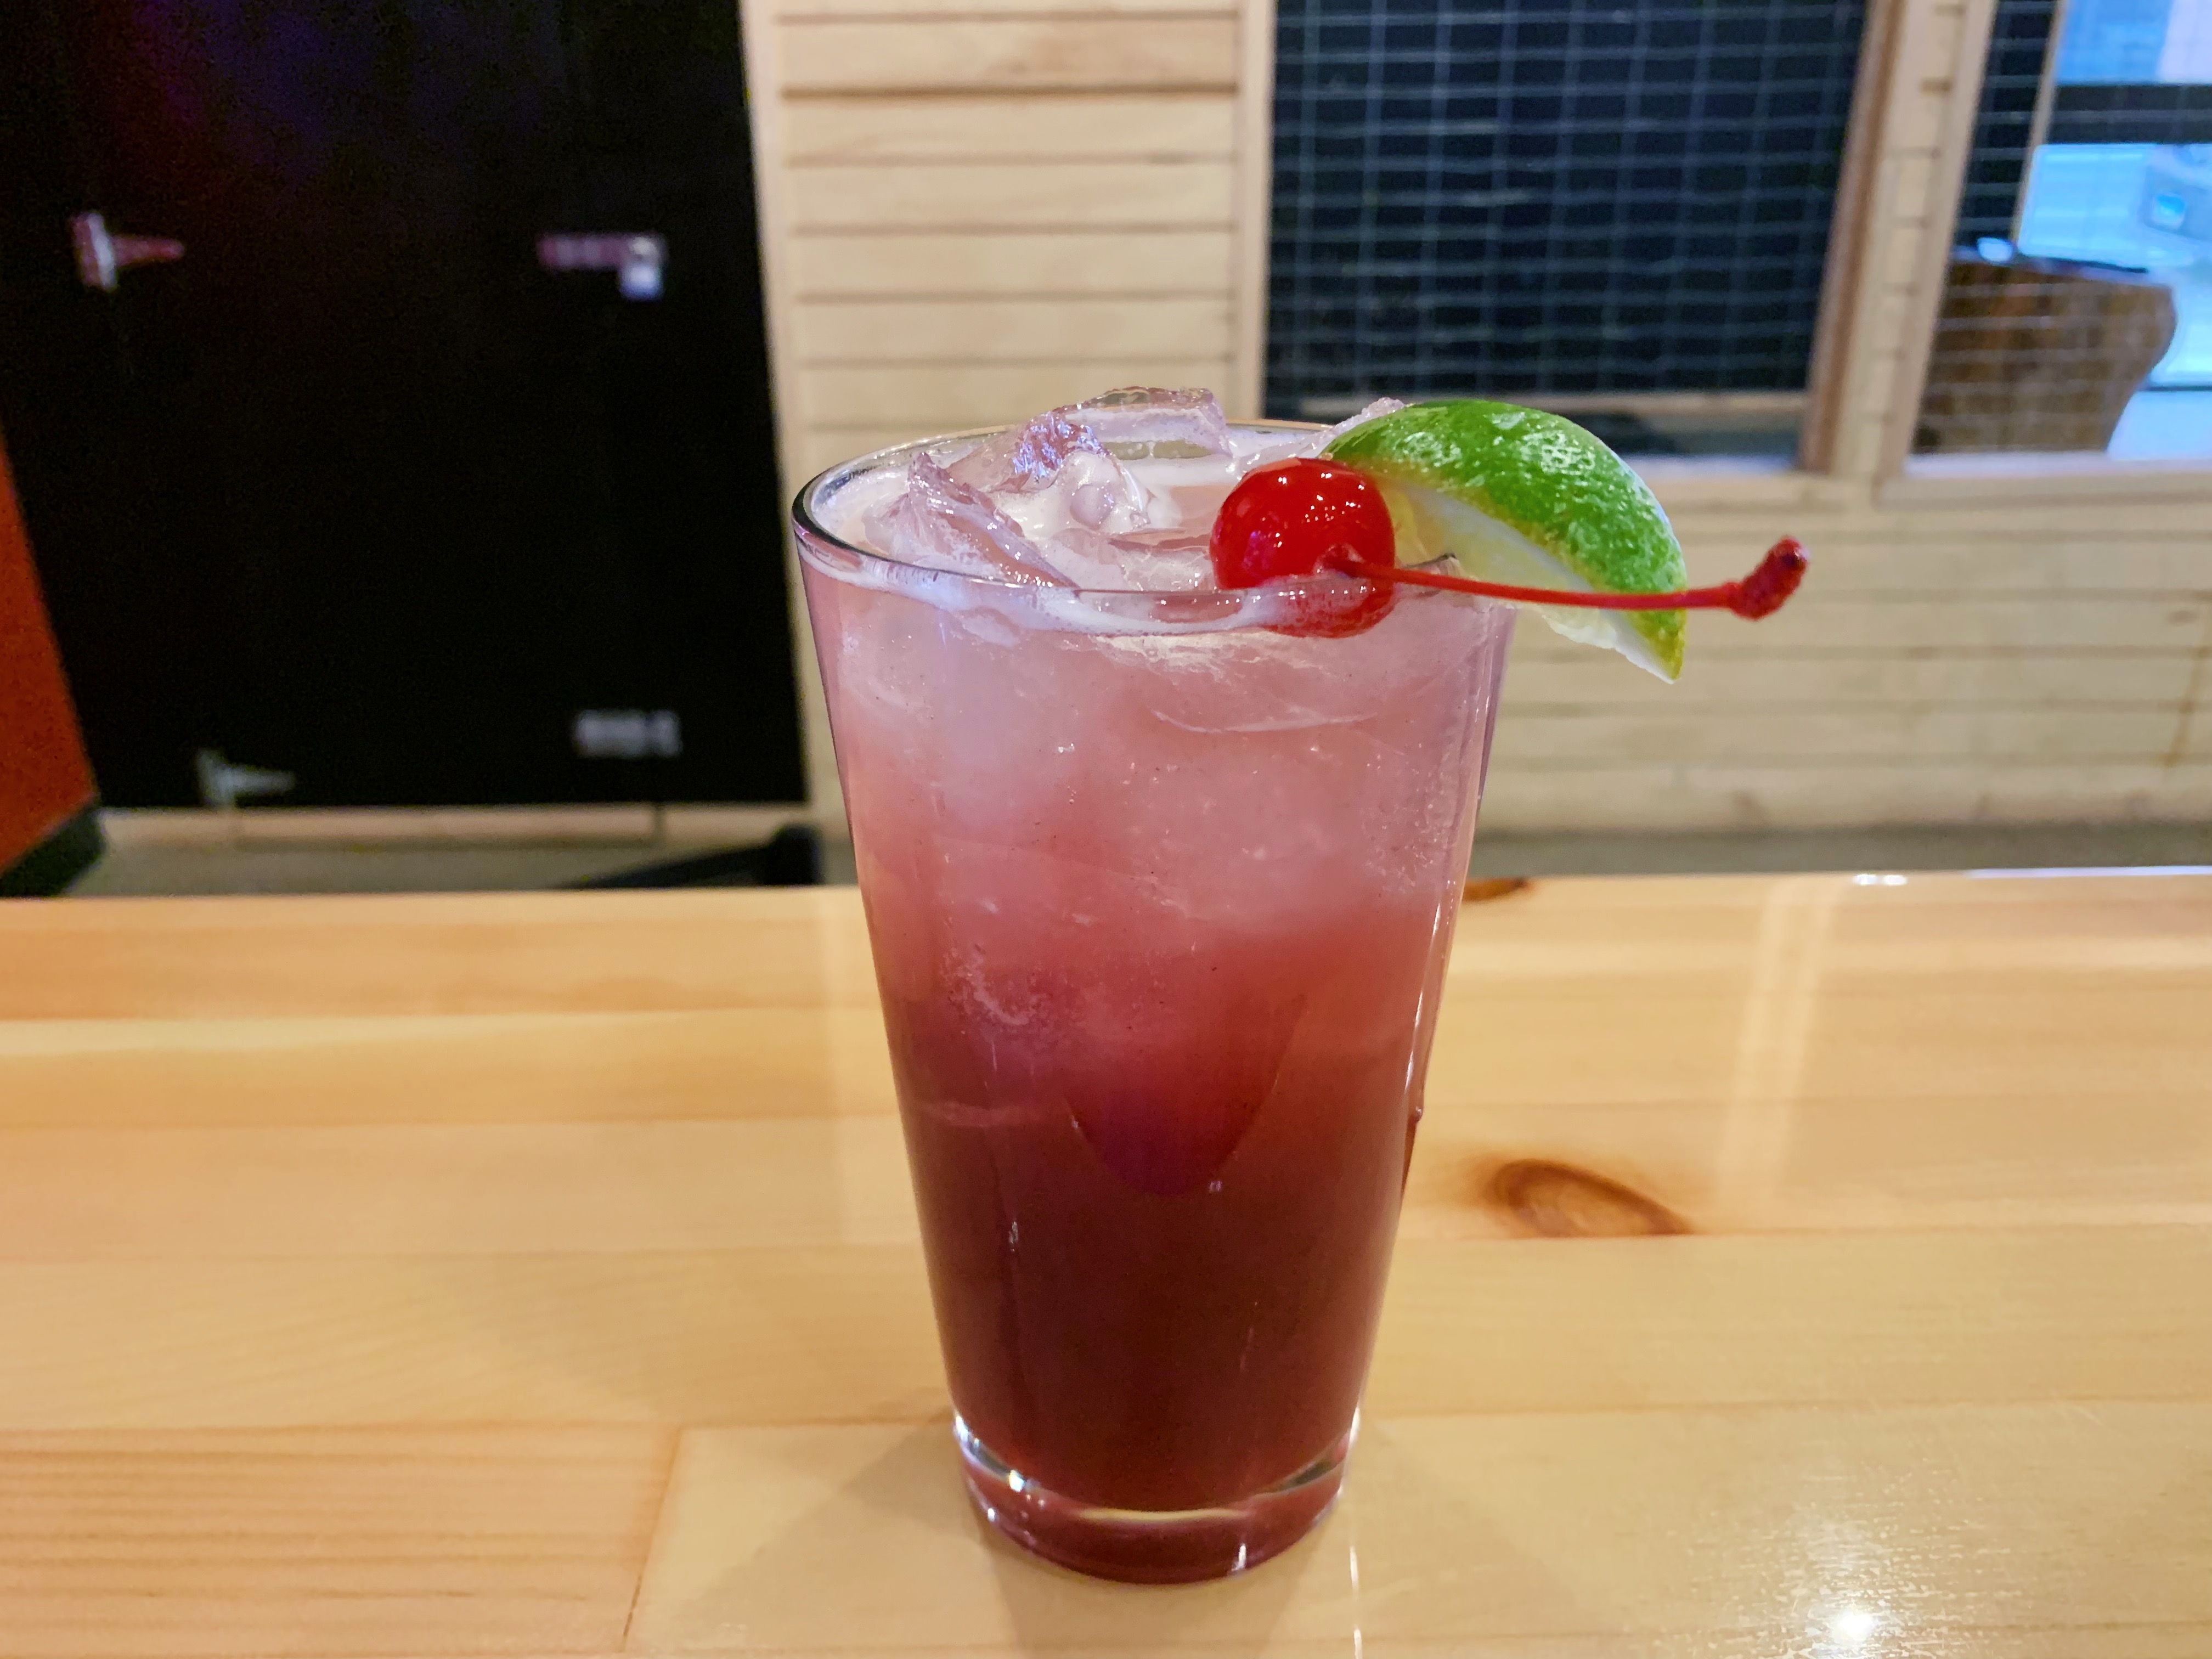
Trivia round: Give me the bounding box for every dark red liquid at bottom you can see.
[957,1412,1352,1582]
[876,901,1452,1579]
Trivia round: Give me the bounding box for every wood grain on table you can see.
[1,873,2207,1657]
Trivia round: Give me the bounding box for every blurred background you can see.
[2,0,2206,895]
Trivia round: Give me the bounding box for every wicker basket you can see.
[1915,254,2177,454]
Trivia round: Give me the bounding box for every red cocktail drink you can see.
[795,411,1513,1581]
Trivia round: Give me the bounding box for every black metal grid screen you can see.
[2047,85,2212,145]
[1265,0,1869,415]
[1954,0,2058,246]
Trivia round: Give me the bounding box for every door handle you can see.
[71,211,185,292]
[536,232,665,300]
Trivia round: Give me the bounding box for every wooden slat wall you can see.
[742,0,1270,816]
[1486,487,2212,831]
[746,0,2212,836]
[749,0,1264,487]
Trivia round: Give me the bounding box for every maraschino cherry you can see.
[1208,458,1398,637]
[1207,456,1808,635]
[1210,458,1395,588]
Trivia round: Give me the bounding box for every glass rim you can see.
[790,418,1335,601]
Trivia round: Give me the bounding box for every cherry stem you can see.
[1337,537,1808,620]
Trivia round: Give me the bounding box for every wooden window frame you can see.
[1801,0,2212,507]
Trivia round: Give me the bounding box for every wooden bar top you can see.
[1,871,2208,1656]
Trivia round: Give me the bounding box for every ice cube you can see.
[939,396,1198,558]
[945,405,1101,494]
[867,387,1248,592]
[1112,584,1496,732]
[1243,397,1408,466]
[1021,446,1159,539]
[1045,526,1214,592]
[1322,397,1407,442]
[868,453,1073,587]
[1069,386,1235,459]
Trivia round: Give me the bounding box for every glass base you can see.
[954,1414,1350,1584]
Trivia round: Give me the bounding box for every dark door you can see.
[0,0,803,808]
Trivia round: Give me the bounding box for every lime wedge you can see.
[1326,400,1688,680]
